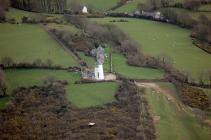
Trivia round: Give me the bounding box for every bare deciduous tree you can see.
[0,68,7,97]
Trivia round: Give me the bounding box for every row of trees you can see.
[11,0,66,13]
[138,0,175,11]
[192,15,211,44]
[161,8,211,44]
[0,56,65,69]
[138,0,211,11]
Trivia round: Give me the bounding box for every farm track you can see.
[135,82,190,113]
[40,24,80,65]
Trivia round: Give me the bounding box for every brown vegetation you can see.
[183,0,201,10]
[0,0,10,22]
[0,68,7,97]
[0,80,156,140]
[180,84,209,110]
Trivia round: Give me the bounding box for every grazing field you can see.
[114,0,143,13]
[199,4,211,12]
[112,53,164,79]
[6,8,63,22]
[145,86,211,140]
[79,51,164,79]
[94,17,211,83]
[67,82,119,108]
[6,8,33,22]
[2,69,118,108]
[67,0,119,11]
[0,24,77,67]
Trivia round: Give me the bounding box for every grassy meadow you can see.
[94,17,211,83]
[6,8,63,22]
[199,4,211,12]
[79,51,164,79]
[1,69,119,108]
[0,23,77,67]
[67,0,119,11]
[145,86,211,140]
[114,0,143,13]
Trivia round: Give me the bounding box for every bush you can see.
[183,0,201,10]
[180,85,209,110]
[0,68,7,97]
[1,56,14,67]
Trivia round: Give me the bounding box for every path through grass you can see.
[145,85,211,140]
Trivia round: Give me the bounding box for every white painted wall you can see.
[94,65,104,80]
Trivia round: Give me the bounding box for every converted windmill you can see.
[82,6,88,14]
[94,46,105,80]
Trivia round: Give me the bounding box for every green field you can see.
[145,85,211,140]
[112,53,164,79]
[199,4,211,12]
[113,0,184,13]
[79,51,164,79]
[67,0,118,11]
[67,82,119,108]
[94,17,211,83]
[114,0,143,13]
[0,23,77,67]
[6,8,63,22]
[1,69,119,108]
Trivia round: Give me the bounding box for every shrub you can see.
[180,85,209,110]
[0,68,7,97]
[1,56,14,67]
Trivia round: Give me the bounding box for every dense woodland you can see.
[11,0,66,13]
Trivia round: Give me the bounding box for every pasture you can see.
[199,4,211,12]
[114,0,143,13]
[6,8,62,22]
[79,51,164,79]
[0,23,77,67]
[67,0,119,11]
[145,85,211,140]
[94,17,211,83]
[1,69,118,108]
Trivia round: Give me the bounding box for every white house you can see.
[82,6,88,14]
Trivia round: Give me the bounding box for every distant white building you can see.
[82,6,88,14]
[154,12,161,19]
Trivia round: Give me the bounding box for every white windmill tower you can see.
[82,6,88,14]
[94,46,105,80]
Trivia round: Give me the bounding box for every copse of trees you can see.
[0,68,7,97]
[192,15,211,44]
[161,8,197,28]
[183,0,201,10]
[0,0,10,22]
[11,0,66,13]
[139,0,175,11]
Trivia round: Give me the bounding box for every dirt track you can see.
[135,82,188,112]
